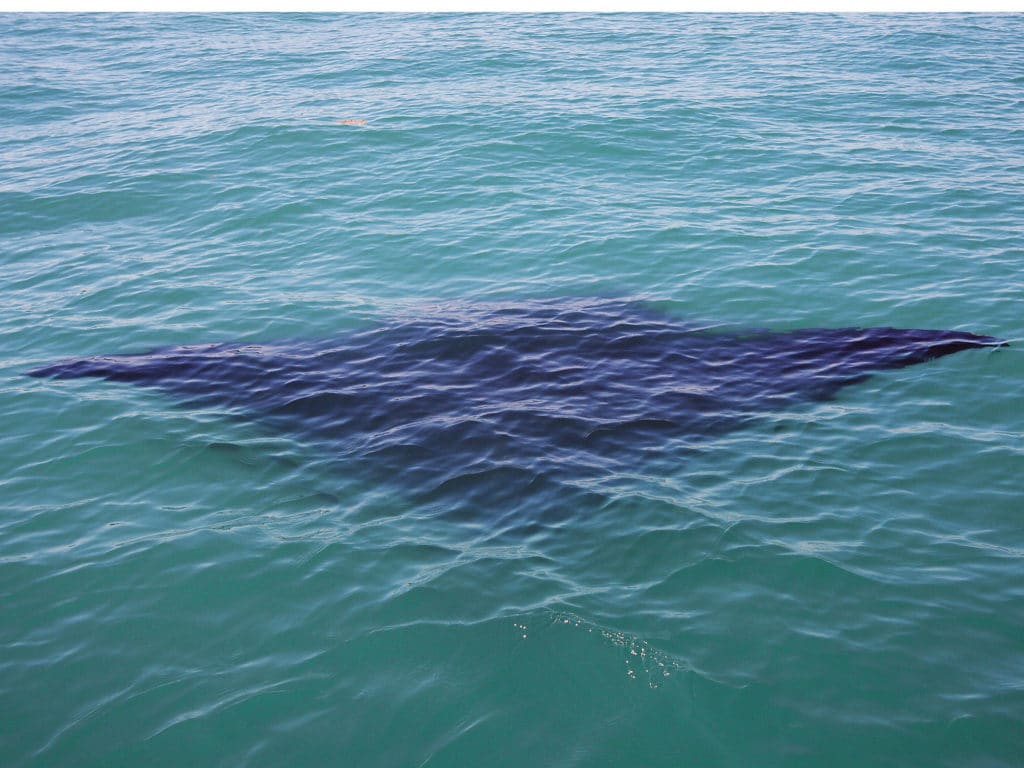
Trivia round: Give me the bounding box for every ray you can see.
[29,299,1005,516]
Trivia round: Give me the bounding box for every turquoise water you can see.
[2,13,1023,766]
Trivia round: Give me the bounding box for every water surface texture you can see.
[2,14,1023,767]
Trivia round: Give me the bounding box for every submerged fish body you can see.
[29,300,1004,514]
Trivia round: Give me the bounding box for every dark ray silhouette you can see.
[29,300,1005,518]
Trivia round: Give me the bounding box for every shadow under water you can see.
[29,299,1006,521]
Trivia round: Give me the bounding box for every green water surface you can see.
[2,13,1023,767]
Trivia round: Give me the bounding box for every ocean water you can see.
[2,12,1023,767]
